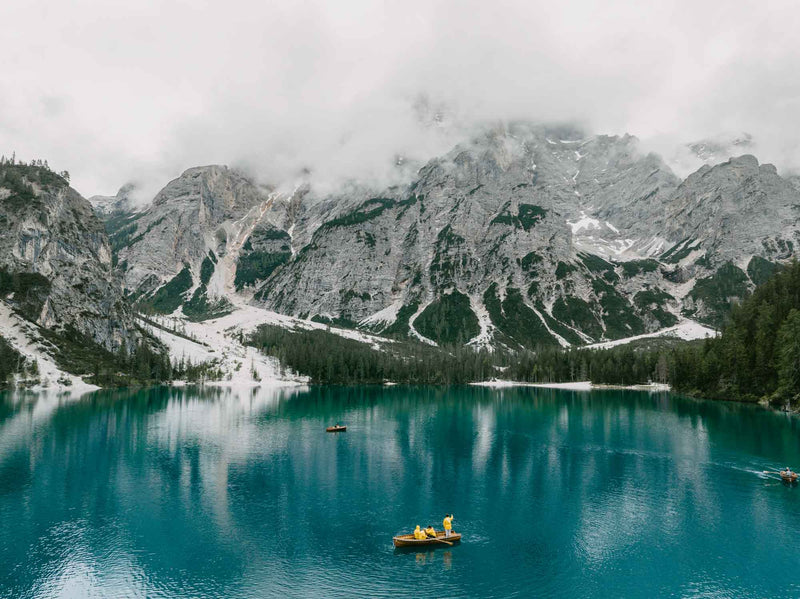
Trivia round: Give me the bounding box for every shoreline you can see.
[470,380,671,392]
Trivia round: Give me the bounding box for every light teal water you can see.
[1,385,799,598]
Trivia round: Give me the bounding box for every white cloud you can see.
[1,0,799,199]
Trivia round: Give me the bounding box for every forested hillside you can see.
[668,261,800,405]
[0,335,26,387]
[507,260,800,405]
[247,262,800,407]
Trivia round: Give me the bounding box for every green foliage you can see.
[242,229,290,248]
[182,286,233,322]
[39,326,172,387]
[234,250,290,290]
[776,310,800,403]
[634,288,678,328]
[620,259,660,278]
[104,212,144,262]
[579,253,619,283]
[483,284,558,349]
[143,267,193,314]
[414,291,480,345]
[0,169,35,206]
[503,343,673,386]
[592,278,645,339]
[0,268,51,321]
[685,262,750,327]
[341,289,371,303]
[660,237,697,263]
[247,324,494,384]
[660,260,800,404]
[520,252,542,273]
[321,197,395,229]
[359,231,376,248]
[236,227,291,290]
[0,335,26,387]
[534,301,585,346]
[199,254,216,286]
[0,162,67,209]
[552,296,604,342]
[490,203,547,231]
[747,256,779,287]
[518,205,548,230]
[309,314,360,329]
[238,261,800,403]
[381,302,420,337]
[555,262,576,279]
[430,225,471,287]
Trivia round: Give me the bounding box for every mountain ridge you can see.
[96,123,798,349]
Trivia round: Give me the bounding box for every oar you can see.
[432,537,453,546]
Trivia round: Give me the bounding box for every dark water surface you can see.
[1,385,800,598]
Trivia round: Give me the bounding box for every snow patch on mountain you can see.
[408,301,437,346]
[143,301,399,386]
[530,303,570,348]
[583,319,716,350]
[360,301,402,328]
[0,302,99,393]
[467,294,496,350]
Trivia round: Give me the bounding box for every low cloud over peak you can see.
[2,0,799,201]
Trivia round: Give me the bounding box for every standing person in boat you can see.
[443,514,454,538]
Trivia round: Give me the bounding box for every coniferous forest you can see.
[248,261,800,407]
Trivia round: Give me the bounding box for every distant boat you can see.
[781,470,798,483]
[326,425,346,433]
[393,531,461,547]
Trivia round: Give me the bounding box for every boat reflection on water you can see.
[404,548,453,570]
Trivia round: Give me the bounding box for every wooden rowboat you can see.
[781,471,798,483]
[326,425,346,433]
[393,531,461,547]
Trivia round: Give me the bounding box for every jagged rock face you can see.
[113,165,280,302]
[688,133,754,165]
[109,123,800,345]
[251,125,680,346]
[651,155,800,326]
[0,164,138,351]
[659,155,800,265]
[88,182,137,216]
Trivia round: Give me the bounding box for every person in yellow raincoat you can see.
[413,525,426,540]
[424,525,437,538]
[443,514,454,538]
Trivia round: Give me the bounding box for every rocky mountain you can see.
[687,133,754,165]
[0,162,139,353]
[99,122,800,349]
[88,182,137,216]
[652,154,800,325]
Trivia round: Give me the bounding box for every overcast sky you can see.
[2,0,799,200]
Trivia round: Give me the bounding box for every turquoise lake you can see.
[1,385,800,598]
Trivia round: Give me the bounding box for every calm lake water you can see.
[1,385,799,598]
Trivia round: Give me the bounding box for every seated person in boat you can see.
[443,514,453,538]
[413,525,426,540]
[784,466,794,476]
[425,525,437,538]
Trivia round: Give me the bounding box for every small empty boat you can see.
[393,531,461,547]
[326,425,346,433]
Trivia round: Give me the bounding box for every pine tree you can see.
[776,309,800,405]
